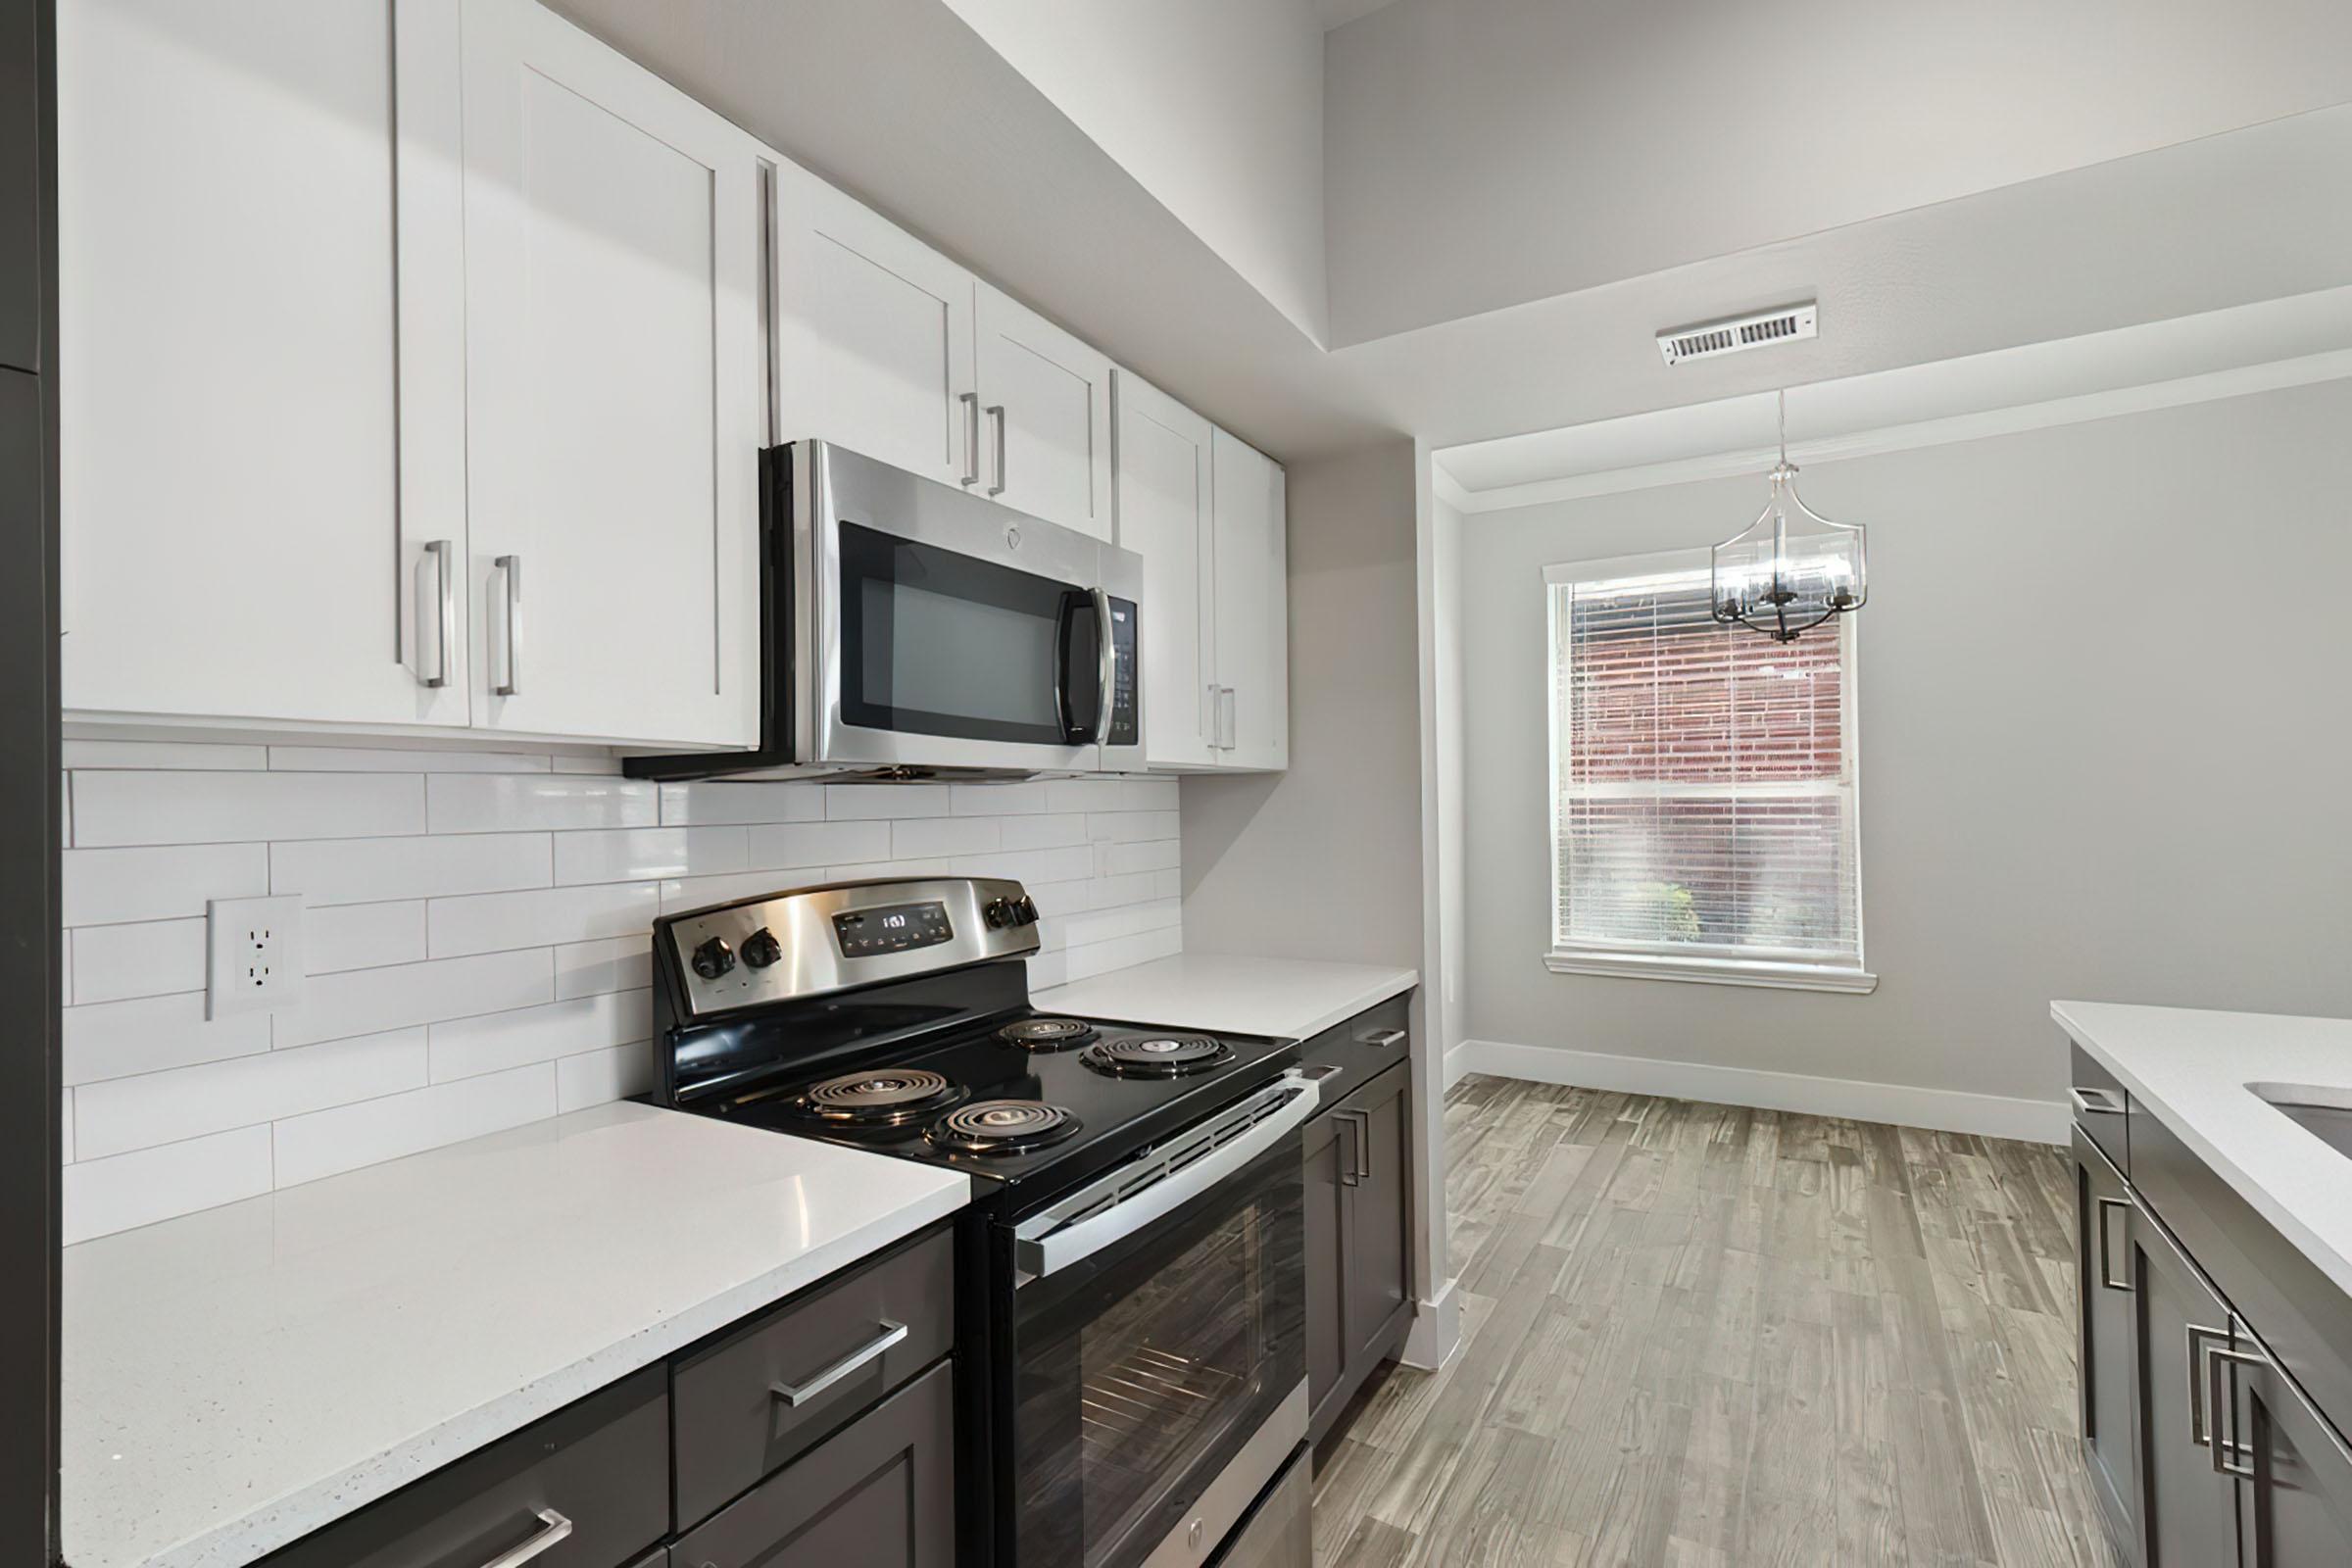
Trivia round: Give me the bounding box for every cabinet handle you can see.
[419,539,456,689]
[2206,1342,2262,1478]
[1354,1109,1372,1180]
[2069,1086,2126,1117]
[1357,1028,1406,1052]
[769,1319,907,1407]
[2093,1197,2132,1293]
[494,555,522,697]
[2185,1322,2232,1448]
[959,392,980,486]
[987,404,1007,496]
[1217,686,1237,750]
[473,1509,571,1568]
[1337,1112,1360,1188]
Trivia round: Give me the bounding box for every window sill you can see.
[1544,950,1879,995]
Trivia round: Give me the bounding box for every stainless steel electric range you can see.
[652,876,1315,1568]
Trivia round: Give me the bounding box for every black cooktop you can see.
[694,1012,1297,1193]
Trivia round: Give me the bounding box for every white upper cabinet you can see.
[453,0,762,747]
[58,0,468,729]
[1112,371,1218,770]
[774,164,979,490]
[1210,429,1289,771]
[975,283,1114,541]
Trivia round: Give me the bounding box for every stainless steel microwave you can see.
[627,441,1143,782]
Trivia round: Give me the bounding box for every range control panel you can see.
[833,901,954,957]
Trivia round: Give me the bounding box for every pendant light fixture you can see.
[1711,390,1867,643]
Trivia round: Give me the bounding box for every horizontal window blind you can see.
[1550,560,1861,971]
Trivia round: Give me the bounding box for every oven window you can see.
[1008,1137,1305,1568]
[838,520,1098,744]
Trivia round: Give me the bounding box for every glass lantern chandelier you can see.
[1711,390,1867,643]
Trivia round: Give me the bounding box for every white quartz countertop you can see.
[1036,953,1418,1042]
[2054,1000,2352,1298]
[62,1102,969,1568]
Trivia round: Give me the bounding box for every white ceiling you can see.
[547,1,2352,470]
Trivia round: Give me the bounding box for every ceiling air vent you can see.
[1656,302,1818,367]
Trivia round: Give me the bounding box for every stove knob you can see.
[983,898,1017,930]
[740,928,783,969]
[690,936,736,980]
[1014,897,1040,926]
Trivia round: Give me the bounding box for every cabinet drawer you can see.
[1298,994,1411,1112]
[670,1361,956,1568]
[259,1367,666,1568]
[673,1226,955,1528]
[2067,1039,2131,1175]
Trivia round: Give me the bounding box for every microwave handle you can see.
[1092,587,1116,744]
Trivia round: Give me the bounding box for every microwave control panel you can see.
[1107,598,1140,747]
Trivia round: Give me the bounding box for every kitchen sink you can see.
[2249,1083,2352,1158]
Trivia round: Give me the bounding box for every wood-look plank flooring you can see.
[1310,1075,2129,1568]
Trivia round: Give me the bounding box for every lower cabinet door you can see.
[2225,1338,2352,1567]
[1301,1106,1348,1438]
[2075,1130,2140,1548]
[669,1361,955,1568]
[1341,1066,1411,1376]
[2130,1203,2246,1567]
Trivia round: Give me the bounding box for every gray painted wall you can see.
[1456,377,2352,1105]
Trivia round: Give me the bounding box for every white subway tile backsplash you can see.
[426,991,651,1082]
[891,814,1002,859]
[270,1062,557,1190]
[74,1028,428,1161]
[63,843,270,926]
[62,739,269,770]
[269,745,551,773]
[64,991,272,1087]
[427,774,658,834]
[275,950,554,1049]
[826,783,953,819]
[743,818,892,871]
[271,833,552,906]
[951,781,1052,815]
[658,781,827,826]
[60,1089,74,1164]
[74,770,423,847]
[59,744,1183,1240]
[306,901,429,974]
[70,917,207,1005]
[63,1126,274,1245]
[427,881,660,958]
[553,936,652,1001]
[556,1042,657,1113]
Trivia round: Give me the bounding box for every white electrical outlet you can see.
[207,895,304,1019]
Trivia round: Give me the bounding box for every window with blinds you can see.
[1544,552,1868,989]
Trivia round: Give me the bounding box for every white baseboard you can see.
[1398,1275,1461,1372]
[1448,1037,2068,1145]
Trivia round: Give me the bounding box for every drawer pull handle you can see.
[1357,1028,1406,1052]
[2068,1085,2125,1117]
[2093,1198,2132,1292]
[769,1320,907,1407]
[2185,1322,2232,1447]
[477,1508,571,1568]
[2206,1342,2263,1478]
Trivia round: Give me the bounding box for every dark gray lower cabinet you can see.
[2128,1202,2245,1568]
[2229,1341,2352,1567]
[2076,1130,2137,1546]
[669,1361,955,1568]
[1303,1058,1412,1444]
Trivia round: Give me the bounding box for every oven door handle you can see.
[1013,1075,1320,1281]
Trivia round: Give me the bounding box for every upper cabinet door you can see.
[974,283,1113,541]
[774,165,977,490]
[1113,371,1217,770]
[58,0,468,728]
[1209,428,1289,770]
[456,0,761,747]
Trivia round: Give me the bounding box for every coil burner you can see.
[1079,1034,1234,1079]
[925,1100,1081,1154]
[997,1016,1101,1053]
[794,1068,962,1126]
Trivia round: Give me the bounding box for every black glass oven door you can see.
[837,520,1101,746]
[1003,1131,1306,1568]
